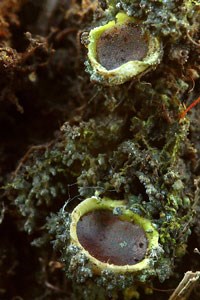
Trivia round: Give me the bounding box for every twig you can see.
[187,31,200,47]
[13,142,52,177]
[169,271,200,300]
[0,202,6,224]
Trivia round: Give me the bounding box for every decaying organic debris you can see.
[0,0,200,300]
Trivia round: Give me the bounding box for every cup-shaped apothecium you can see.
[70,197,159,274]
[86,12,162,85]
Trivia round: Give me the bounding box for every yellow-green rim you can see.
[70,196,159,274]
[87,12,162,85]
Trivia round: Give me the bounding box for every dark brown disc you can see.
[76,210,148,266]
[96,23,148,70]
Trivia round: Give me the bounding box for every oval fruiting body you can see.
[70,196,159,274]
[86,12,162,85]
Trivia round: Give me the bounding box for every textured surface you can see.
[2,0,200,298]
[77,210,147,265]
[96,23,148,70]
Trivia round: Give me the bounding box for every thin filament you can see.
[179,96,200,119]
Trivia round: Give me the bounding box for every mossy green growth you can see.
[106,0,199,41]
[2,0,200,299]
[46,196,165,296]
[7,72,196,298]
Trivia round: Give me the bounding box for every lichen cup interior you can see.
[70,197,159,274]
[87,12,162,85]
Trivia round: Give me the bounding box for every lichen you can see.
[107,0,199,41]
[69,197,159,271]
[85,11,162,85]
[4,0,200,299]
